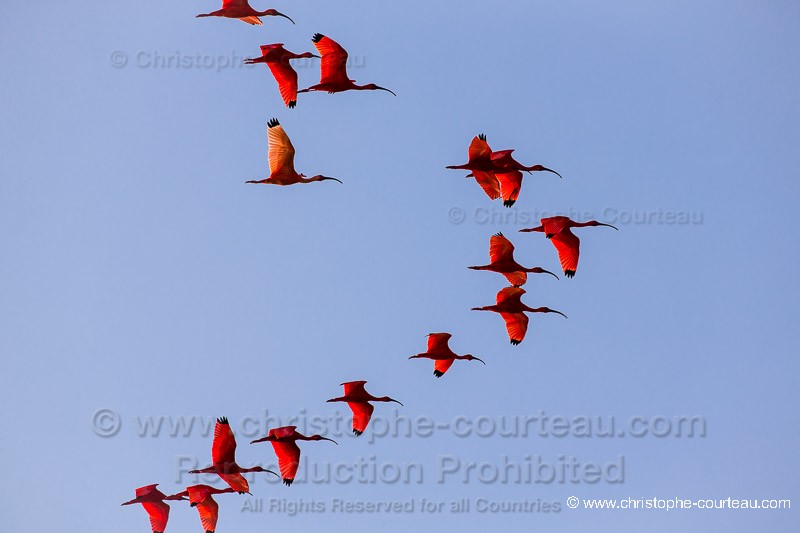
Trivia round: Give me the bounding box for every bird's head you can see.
[530,165,563,179]
[363,83,397,96]
[463,354,486,365]
[263,9,295,24]
[312,175,343,183]
[380,396,403,406]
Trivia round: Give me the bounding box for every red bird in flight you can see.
[469,232,558,287]
[170,485,234,533]
[409,333,485,378]
[298,34,396,96]
[196,0,294,25]
[520,216,618,278]
[244,44,319,108]
[188,417,278,494]
[327,381,403,436]
[447,135,562,206]
[247,119,342,186]
[472,287,567,345]
[121,484,186,533]
[251,425,337,486]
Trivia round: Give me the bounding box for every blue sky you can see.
[1,1,798,531]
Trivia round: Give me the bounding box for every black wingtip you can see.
[353,429,363,437]
[217,416,229,425]
[312,33,324,43]
[565,270,575,278]
[288,101,296,109]
[503,200,515,208]
[493,231,503,237]
[283,478,293,486]
[267,118,280,128]
[478,133,486,141]
[433,370,444,378]
[510,339,521,346]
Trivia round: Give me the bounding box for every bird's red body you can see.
[447,136,562,206]
[245,44,319,108]
[196,0,293,25]
[170,485,234,533]
[246,118,342,186]
[409,333,485,378]
[121,484,186,533]
[472,287,567,345]
[188,417,278,494]
[327,381,403,436]
[251,425,337,486]
[298,34,396,96]
[519,216,618,278]
[469,232,558,287]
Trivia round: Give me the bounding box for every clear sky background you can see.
[1,1,798,531]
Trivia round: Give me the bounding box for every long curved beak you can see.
[474,357,486,365]
[276,11,295,24]
[390,399,404,406]
[311,54,321,58]
[540,166,563,179]
[250,436,272,444]
[600,223,619,231]
[538,268,559,280]
[321,437,338,445]
[266,469,280,477]
[320,176,342,183]
[376,86,397,96]
[551,310,568,319]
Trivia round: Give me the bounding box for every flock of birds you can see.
[121,1,618,531]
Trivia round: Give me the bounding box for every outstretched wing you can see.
[266,61,299,108]
[503,271,527,287]
[142,501,170,533]
[496,170,523,207]
[500,312,529,345]
[196,497,220,533]
[433,358,455,378]
[471,170,501,200]
[348,401,374,435]
[312,33,349,85]
[341,380,367,396]
[496,286,525,306]
[551,229,580,277]
[426,333,452,353]
[266,119,296,178]
[468,134,492,162]
[272,440,302,483]
[489,233,515,263]
[212,417,236,465]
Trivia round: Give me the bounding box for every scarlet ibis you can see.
[121,484,186,533]
[196,0,294,25]
[409,332,485,378]
[519,216,618,278]
[244,44,319,108]
[472,287,567,345]
[446,134,502,200]
[469,232,558,287]
[246,119,342,186]
[188,417,278,494]
[326,381,403,436]
[170,485,234,533]
[448,136,562,207]
[251,425,337,486]
[298,34,396,96]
